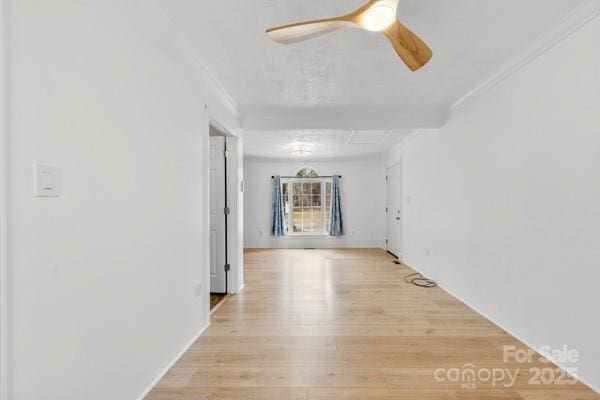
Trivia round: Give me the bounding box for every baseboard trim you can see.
[136,322,210,400]
[401,260,600,395]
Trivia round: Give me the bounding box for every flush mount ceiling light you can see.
[290,145,313,156]
[266,0,432,71]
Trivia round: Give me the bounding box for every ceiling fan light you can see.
[362,3,396,31]
[290,150,312,156]
[290,145,312,156]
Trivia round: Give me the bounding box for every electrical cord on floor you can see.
[403,272,437,288]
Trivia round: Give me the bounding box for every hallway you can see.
[147,249,598,399]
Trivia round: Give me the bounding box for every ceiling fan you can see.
[266,0,432,71]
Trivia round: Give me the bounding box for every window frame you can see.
[281,177,332,236]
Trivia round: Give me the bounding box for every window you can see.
[282,168,332,235]
[295,167,319,178]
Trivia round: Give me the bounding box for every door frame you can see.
[386,158,403,260]
[206,111,244,296]
[208,134,228,294]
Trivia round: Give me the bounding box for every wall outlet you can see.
[425,249,431,256]
[194,283,203,298]
[259,230,264,237]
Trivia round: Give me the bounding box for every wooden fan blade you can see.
[266,18,354,44]
[382,20,432,71]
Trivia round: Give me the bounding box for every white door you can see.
[209,136,227,293]
[386,162,402,258]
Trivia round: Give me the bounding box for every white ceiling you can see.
[243,130,413,160]
[154,0,585,158]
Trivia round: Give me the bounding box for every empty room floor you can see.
[147,249,599,399]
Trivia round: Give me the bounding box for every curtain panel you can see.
[271,175,286,236]
[329,175,344,236]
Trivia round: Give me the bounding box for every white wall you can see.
[387,14,600,391]
[5,1,238,399]
[244,157,386,249]
[0,0,8,397]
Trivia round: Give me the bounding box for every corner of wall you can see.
[449,0,600,115]
[145,0,241,131]
[135,322,210,400]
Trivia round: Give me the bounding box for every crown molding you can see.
[450,0,600,114]
[241,108,447,131]
[387,129,422,155]
[387,128,440,155]
[147,0,240,119]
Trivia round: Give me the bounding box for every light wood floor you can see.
[147,248,599,400]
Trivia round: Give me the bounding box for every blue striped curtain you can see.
[329,175,344,236]
[271,176,286,236]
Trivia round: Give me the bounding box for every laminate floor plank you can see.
[146,249,599,399]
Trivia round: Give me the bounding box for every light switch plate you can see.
[33,164,60,197]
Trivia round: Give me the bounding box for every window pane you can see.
[296,167,319,178]
[301,208,310,231]
[305,210,313,233]
[304,208,311,233]
[293,182,302,195]
[313,195,321,207]
[303,182,311,194]
[313,209,322,232]
[312,182,321,194]
[301,194,309,207]
[326,182,331,194]
[292,207,301,232]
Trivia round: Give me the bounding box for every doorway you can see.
[386,160,403,259]
[209,125,229,308]
[204,109,244,316]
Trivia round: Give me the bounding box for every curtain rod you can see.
[271,175,341,179]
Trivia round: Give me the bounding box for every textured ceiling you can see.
[154,0,585,158]
[243,130,413,159]
[155,0,583,112]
